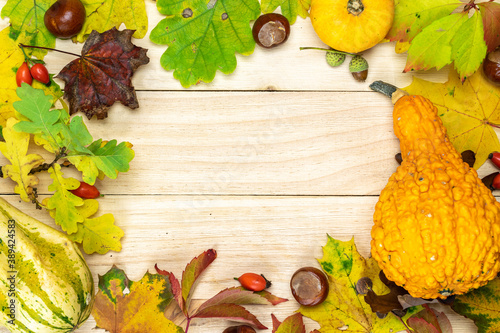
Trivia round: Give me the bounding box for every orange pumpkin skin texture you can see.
[371,95,500,299]
[310,0,394,53]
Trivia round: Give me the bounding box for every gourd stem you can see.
[299,47,357,56]
[369,81,409,104]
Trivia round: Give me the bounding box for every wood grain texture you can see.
[0,0,496,331]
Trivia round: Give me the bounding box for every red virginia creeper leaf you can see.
[154,263,184,314]
[271,314,282,333]
[197,287,273,314]
[407,317,441,333]
[253,289,288,305]
[271,313,306,333]
[191,303,267,329]
[57,28,149,120]
[181,249,217,311]
[478,1,500,52]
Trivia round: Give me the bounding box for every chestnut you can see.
[252,13,290,48]
[483,48,500,85]
[222,325,256,333]
[44,0,86,38]
[290,266,329,306]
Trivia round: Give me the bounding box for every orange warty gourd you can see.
[370,81,500,299]
[309,0,394,53]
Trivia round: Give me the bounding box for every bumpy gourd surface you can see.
[371,95,500,299]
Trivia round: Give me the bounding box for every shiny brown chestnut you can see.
[483,48,500,85]
[290,266,329,306]
[222,325,256,333]
[44,0,86,38]
[252,13,290,48]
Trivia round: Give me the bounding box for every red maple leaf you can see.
[57,27,149,119]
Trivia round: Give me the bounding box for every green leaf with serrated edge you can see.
[181,249,217,312]
[65,199,124,254]
[260,0,310,24]
[75,0,148,43]
[386,0,461,43]
[478,1,500,52]
[1,0,55,59]
[404,12,468,72]
[0,118,44,202]
[299,235,419,332]
[450,10,488,81]
[150,0,260,87]
[273,313,305,333]
[452,278,500,333]
[45,164,84,234]
[92,266,183,333]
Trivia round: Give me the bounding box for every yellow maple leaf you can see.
[404,68,500,169]
[0,117,44,202]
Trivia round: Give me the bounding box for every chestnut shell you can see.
[252,13,290,48]
[44,0,86,38]
[483,49,500,85]
[290,266,329,306]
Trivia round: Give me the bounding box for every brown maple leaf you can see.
[57,28,149,120]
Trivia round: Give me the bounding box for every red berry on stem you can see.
[489,152,500,169]
[30,63,50,84]
[492,173,500,190]
[16,62,32,87]
[70,181,100,199]
[237,273,271,291]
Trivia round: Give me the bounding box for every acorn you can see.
[326,50,346,67]
[349,55,369,82]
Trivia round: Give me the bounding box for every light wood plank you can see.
[0,195,478,333]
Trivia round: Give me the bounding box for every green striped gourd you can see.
[0,197,94,332]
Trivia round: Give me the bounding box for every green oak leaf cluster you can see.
[0,84,133,254]
[387,0,500,81]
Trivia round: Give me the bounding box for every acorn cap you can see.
[326,51,346,67]
[349,55,368,72]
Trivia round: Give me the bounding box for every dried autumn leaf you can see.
[92,266,183,333]
[66,199,124,254]
[403,67,500,169]
[271,313,306,333]
[260,0,311,24]
[181,248,217,311]
[477,1,500,52]
[364,271,407,314]
[452,278,500,333]
[299,235,415,332]
[76,0,148,42]
[57,28,149,120]
[149,0,260,87]
[0,117,44,202]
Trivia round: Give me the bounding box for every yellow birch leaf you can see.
[403,67,500,168]
[0,117,44,202]
[92,266,183,333]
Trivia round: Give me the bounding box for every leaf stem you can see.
[299,47,358,56]
[185,317,191,333]
[19,43,81,58]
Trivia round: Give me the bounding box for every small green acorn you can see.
[326,51,346,67]
[349,55,369,82]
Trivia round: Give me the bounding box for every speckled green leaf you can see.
[0,0,55,59]
[452,278,500,333]
[260,0,310,24]
[149,0,261,88]
[299,235,418,332]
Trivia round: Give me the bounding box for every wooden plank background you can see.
[1,1,497,331]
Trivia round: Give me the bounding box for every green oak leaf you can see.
[67,199,124,254]
[150,0,261,87]
[1,0,55,59]
[75,0,148,42]
[260,0,311,24]
[452,278,500,333]
[45,164,85,234]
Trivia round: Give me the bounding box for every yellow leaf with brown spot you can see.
[0,117,44,202]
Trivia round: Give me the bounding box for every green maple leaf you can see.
[260,0,311,24]
[1,0,55,59]
[67,199,124,254]
[75,0,148,42]
[388,0,494,81]
[149,0,261,87]
[45,164,85,234]
[299,235,418,332]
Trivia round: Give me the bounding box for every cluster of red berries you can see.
[16,61,50,87]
